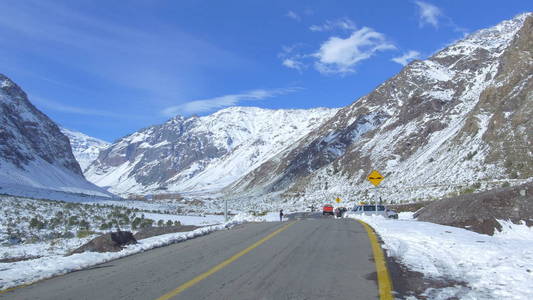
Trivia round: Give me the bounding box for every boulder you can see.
[71,231,136,254]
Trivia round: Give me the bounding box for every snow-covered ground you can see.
[0,219,247,290]
[231,211,285,223]
[0,195,236,262]
[0,194,285,291]
[349,214,533,299]
[143,213,225,226]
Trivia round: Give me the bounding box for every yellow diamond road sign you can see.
[336,197,341,203]
[367,170,384,187]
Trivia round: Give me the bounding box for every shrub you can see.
[166,220,173,227]
[460,187,476,194]
[502,181,511,188]
[465,151,477,160]
[76,230,95,238]
[157,219,164,227]
[140,219,154,228]
[79,220,90,230]
[131,217,142,230]
[68,216,79,227]
[29,217,45,230]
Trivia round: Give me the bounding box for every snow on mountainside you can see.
[61,128,110,171]
[228,13,533,207]
[0,74,112,199]
[85,106,338,195]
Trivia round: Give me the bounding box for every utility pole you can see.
[224,198,228,222]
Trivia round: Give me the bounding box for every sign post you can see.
[367,170,384,213]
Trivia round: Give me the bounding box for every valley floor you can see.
[2,193,532,299]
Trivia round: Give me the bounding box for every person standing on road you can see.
[279,209,284,221]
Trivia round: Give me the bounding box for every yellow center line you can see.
[357,219,393,300]
[156,221,297,300]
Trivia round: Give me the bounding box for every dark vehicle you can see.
[322,204,334,216]
[335,207,348,218]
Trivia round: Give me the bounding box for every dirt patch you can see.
[71,231,136,254]
[415,182,532,235]
[387,256,468,299]
[133,225,199,240]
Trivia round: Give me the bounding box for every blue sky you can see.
[1,1,531,141]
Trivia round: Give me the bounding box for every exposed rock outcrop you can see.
[415,182,532,235]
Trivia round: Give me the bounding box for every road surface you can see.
[2,215,382,299]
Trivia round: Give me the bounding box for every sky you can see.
[0,0,531,141]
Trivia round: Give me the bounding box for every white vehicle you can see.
[350,204,398,219]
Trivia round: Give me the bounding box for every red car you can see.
[322,204,334,216]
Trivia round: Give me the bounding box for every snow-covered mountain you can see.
[0,74,113,199]
[85,106,338,195]
[228,13,533,206]
[61,128,110,171]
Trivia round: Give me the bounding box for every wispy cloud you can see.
[0,1,245,103]
[282,58,306,72]
[414,1,442,28]
[313,27,396,74]
[391,50,421,66]
[286,11,301,22]
[31,95,125,118]
[309,18,356,32]
[162,88,301,116]
[413,1,466,33]
[278,45,308,72]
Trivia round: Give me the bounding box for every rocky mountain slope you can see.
[85,107,338,195]
[61,128,110,171]
[0,74,112,199]
[228,13,532,206]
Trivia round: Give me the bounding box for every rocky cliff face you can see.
[0,74,112,198]
[228,13,532,206]
[0,74,82,174]
[85,107,338,195]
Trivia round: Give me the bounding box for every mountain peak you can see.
[85,106,339,195]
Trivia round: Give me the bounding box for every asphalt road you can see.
[2,216,379,300]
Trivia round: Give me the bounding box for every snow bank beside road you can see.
[350,215,533,299]
[231,212,284,223]
[0,219,245,291]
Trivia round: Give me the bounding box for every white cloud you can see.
[391,50,421,66]
[162,88,301,116]
[414,1,442,28]
[286,11,301,22]
[313,27,395,74]
[282,58,306,72]
[309,18,356,32]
